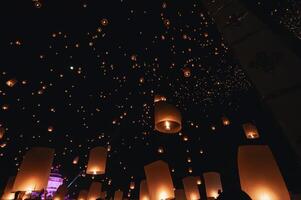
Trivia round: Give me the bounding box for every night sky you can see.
[0,0,300,198]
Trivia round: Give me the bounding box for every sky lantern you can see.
[77,190,88,200]
[12,147,55,193]
[175,189,187,200]
[139,180,150,200]
[1,177,16,200]
[195,176,201,185]
[203,172,223,199]
[0,127,5,139]
[114,190,123,200]
[154,95,167,103]
[154,101,182,134]
[242,123,260,139]
[182,176,200,200]
[130,181,135,190]
[221,116,230,126]
[87,182,102,200]
[53,184,68,200]
[238,145,290,200]
[86,147,107,175]
[144,160,175,200]
[6,79,17,87]
[73,156,79,165]
[182,67,191,78]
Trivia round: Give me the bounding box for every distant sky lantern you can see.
[144,160,175,200]
[182,176,200,200]
[87,182,102,200]
[73,156,79,165]
[86,147,107,175]
[130,181,135,190]
[77,190,88,200]
[195,176,201,185]
[114,190,123,200]
[100,18,109,26]
[221,116,230,126]
[154,101,182,134]
[1,177,16,200]
[203,172,223,199]
[139,180,150,200]
[175,189,187,200]
[242,123,260,139]
[12,147,55,193]
[182,67,191,78]
[48,126,54,133]
[238,145,290,200]
[154,95,167,103]
[53,184,68,200]
[0,127,5,139]
[6,79,17,87]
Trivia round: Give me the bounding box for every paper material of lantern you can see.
[53,184,68,200]
[182,176,200,200]
[144,160,175,200]
[87,182,102,200]
[203,172,222,199]
[1,177,16,200]
[154,95,167,103]
[77,190,88,200]
[0,127,5,139]
[130,181,135,190]
[139,180,150,200]
[238,145,290,200]
[242,123,260,139]
[100,191,107,199]
[6,79,17,87]
[175,189,187,200]
[154,101,182,134]
[12,147,55,192]
[86,147,107,175]
[114,190,123,200]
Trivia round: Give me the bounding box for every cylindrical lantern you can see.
[154,102,182,134]
[53,184,68,200]
[242,123,260,139]
[203,172,222,199]
[73,156,79,165]
[12,147,55,192]
[77,190,88,200]
[195,176,201,185]
[144,160,175,200]
[1,177,15,200]
[238,145,290,200]
[87,182,102,200]
[221,116,230,126]
[130,181,135,190]
[182,176,200,200]
[0,127,5,139]
[114,190,123,200]
[175,189,187,200]
[139,180,150,200]
[86,147,107,175]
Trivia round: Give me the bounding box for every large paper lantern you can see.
[53,184,68,200]
[182,176,200,200]
[238,145,290,200]
[77,190,88,200]
[87,182,102,200]
[144,160,175,200]
[12,147,55,192]
[154,101,182,134]
[203,172,222,199]
[1,177,15,200]
[139,180,150,200]
[114,190,123,200]
[242,123,260,139]
[86,147,107,175]
[175,189,187,200]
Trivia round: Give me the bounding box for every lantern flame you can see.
[164,121,171,130]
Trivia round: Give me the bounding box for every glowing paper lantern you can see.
[154,95,167,103]
[195,176,201,185]
[238,145,290,200]
[154,101,182,134]
[114,190,123,200]
[73,156,79,165]
[182,67,191,78]
[221,116,230,126]
[242,123,260,139]
[144,160,175,200]
[6,79,17,87]
[12,147,55,192]
[182,176,200,200]
[53,184,68,200]
[1,177,16,200]
[175,189,187,200]
[0,127,5,139]
[203,172,223,199]
[86,147,107,175]
[77,190,88,200]
[87,182,102,200]
[130,181,135,190]
[139,180,150,200]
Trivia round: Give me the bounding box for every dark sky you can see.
[0,0,300,198]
